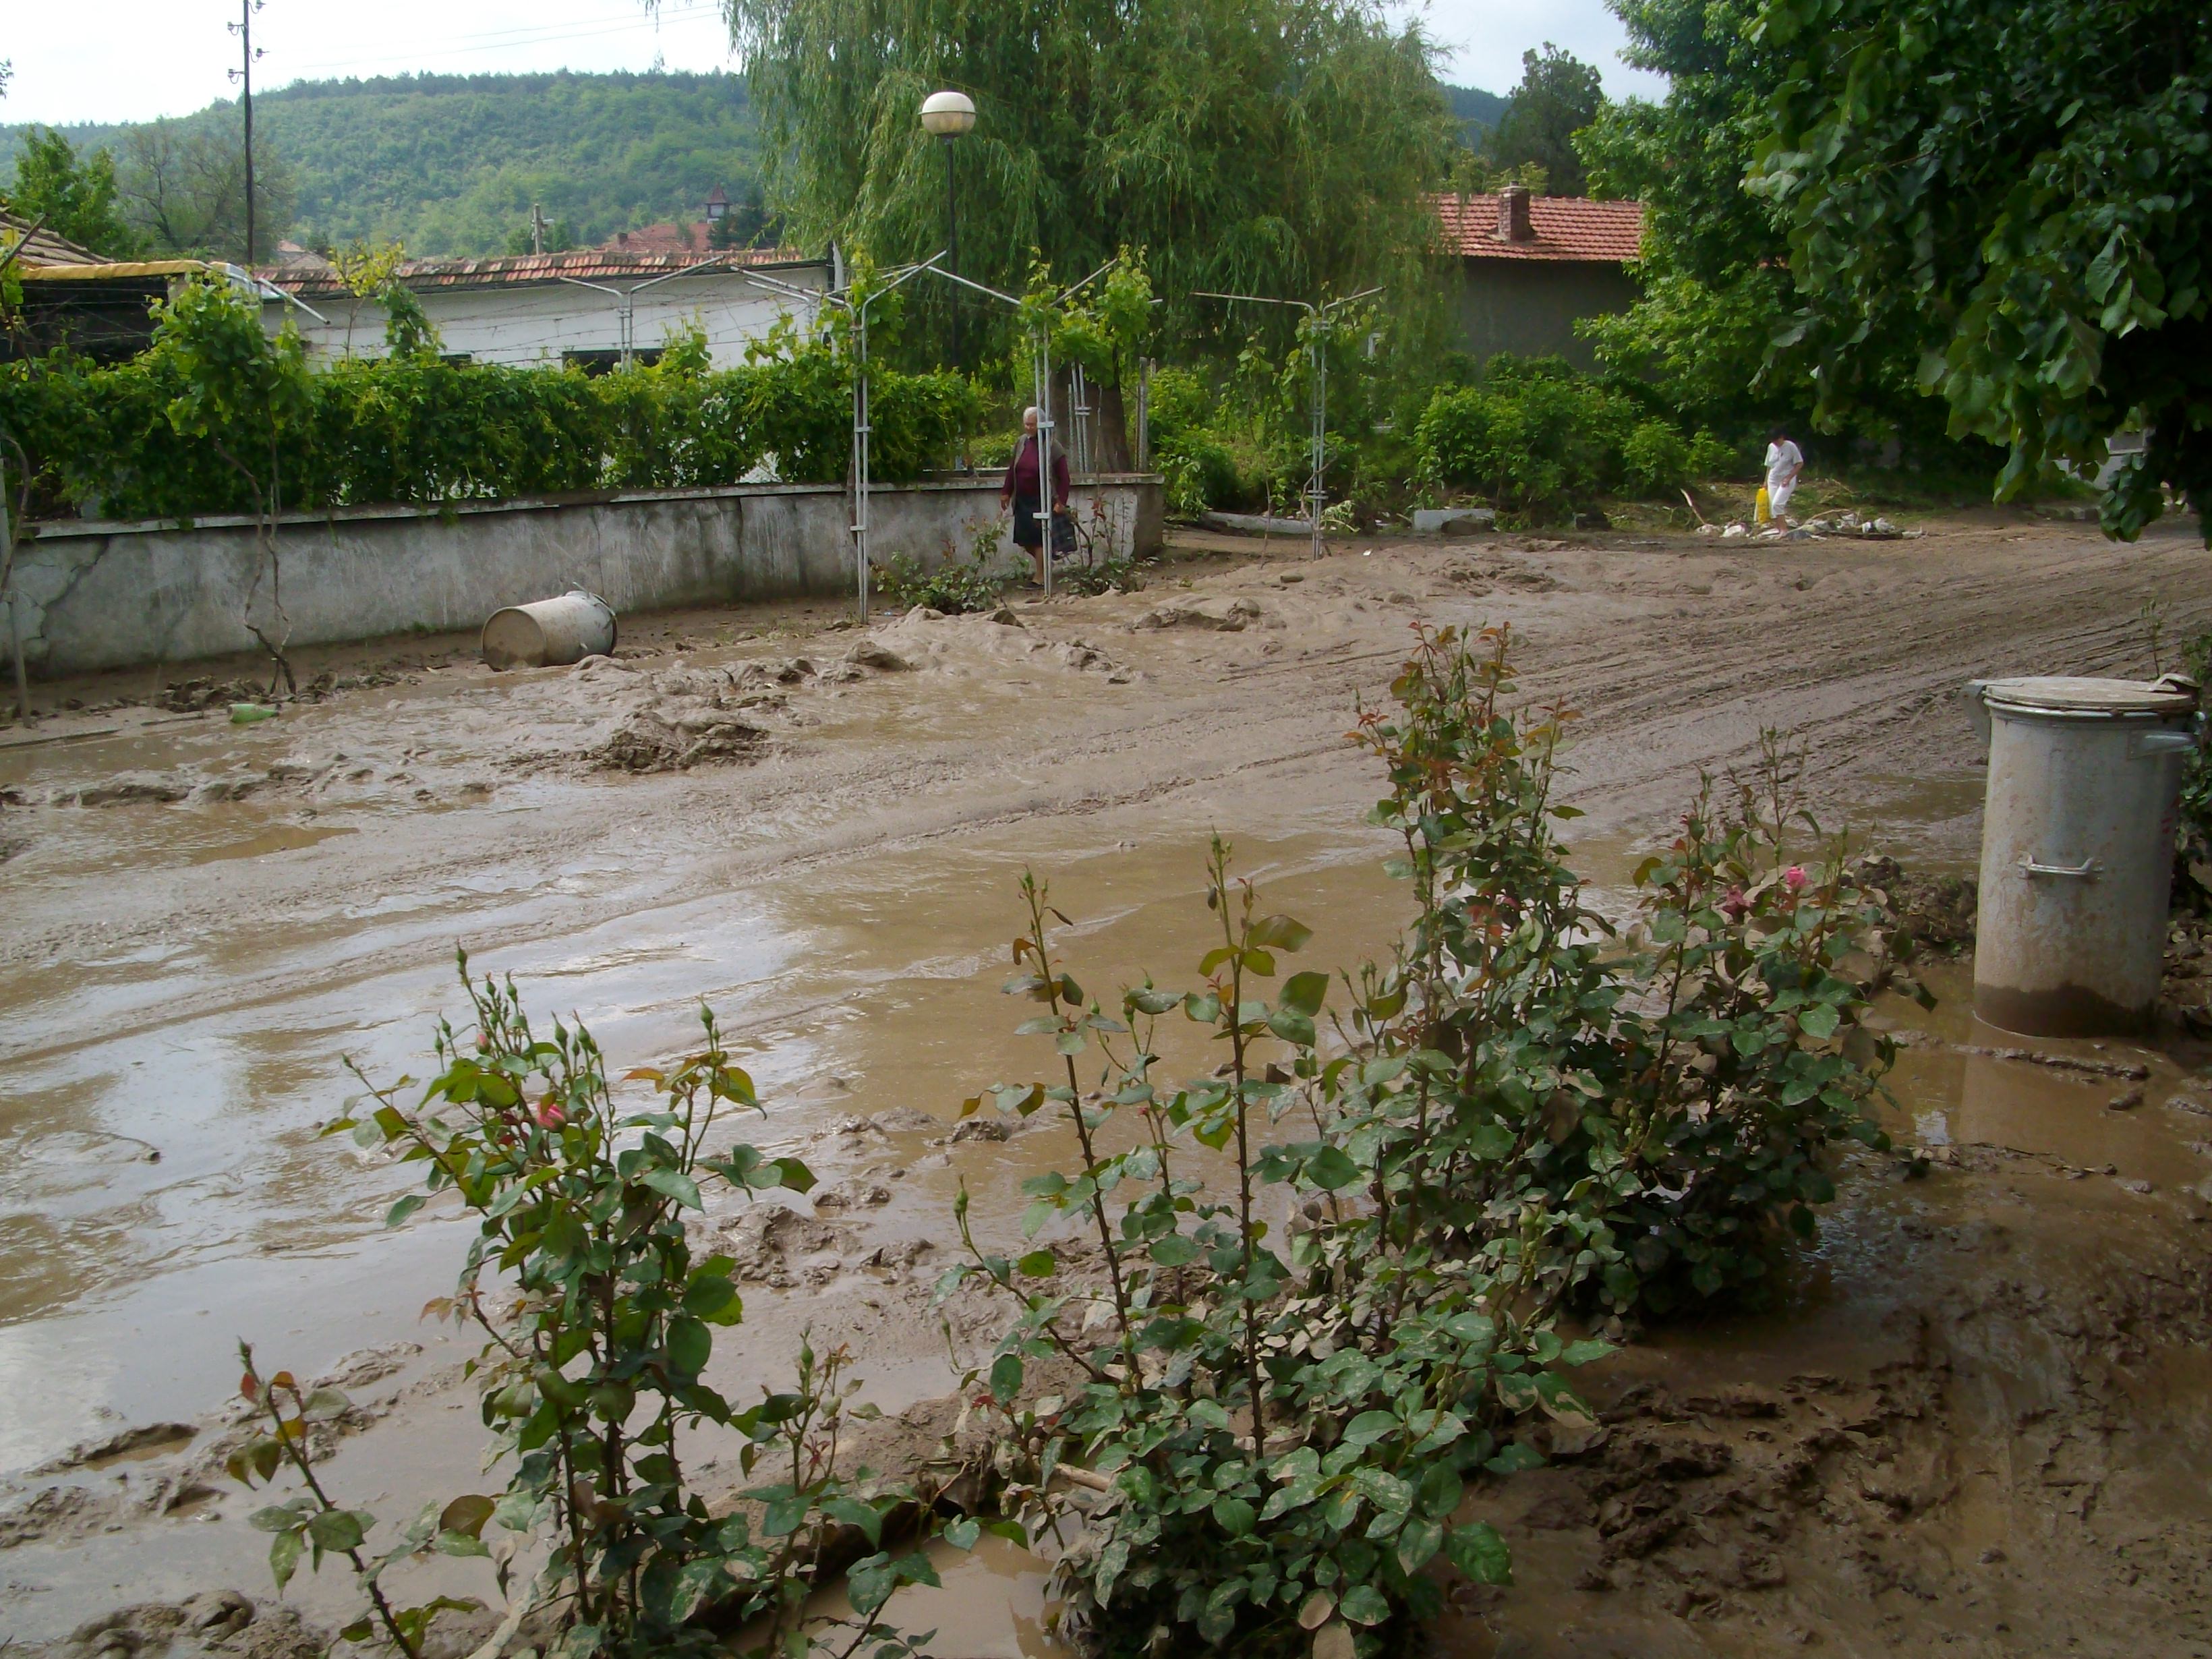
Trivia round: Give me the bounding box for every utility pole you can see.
[228,1,266,265]
[530,203,548,256]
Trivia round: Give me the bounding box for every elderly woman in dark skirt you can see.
[998,405,1070,586]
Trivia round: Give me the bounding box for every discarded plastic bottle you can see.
[229,703,278,724]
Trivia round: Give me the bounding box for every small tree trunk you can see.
[1094,380,1135,473]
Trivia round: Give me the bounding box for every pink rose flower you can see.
[535,1098,566,1130]
[1784,866,1807,892]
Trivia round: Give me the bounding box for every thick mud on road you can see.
[3,511,2210,1652]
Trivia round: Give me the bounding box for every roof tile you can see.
[1431,194,1644,263]
[1,208,107,268]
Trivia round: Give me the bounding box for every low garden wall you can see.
[6,473,1165,676]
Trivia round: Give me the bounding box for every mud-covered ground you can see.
[3,508,2210,1654]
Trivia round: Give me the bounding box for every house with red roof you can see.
[1432,188,1645,370]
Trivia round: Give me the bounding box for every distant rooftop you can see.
[262,245,820,298]
[598,221,719,258]
[1432,193,1645,263]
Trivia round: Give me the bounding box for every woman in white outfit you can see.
[1764,426,1805,522]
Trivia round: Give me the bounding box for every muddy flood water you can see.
[4,513,2211,1655]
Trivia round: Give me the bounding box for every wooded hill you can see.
[1,71,762,257]
[3,69,1504,259]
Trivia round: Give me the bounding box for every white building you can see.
[262,246,834,372]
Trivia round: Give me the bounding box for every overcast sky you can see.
[1,1,1665,129]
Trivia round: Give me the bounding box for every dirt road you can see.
[3,511,2209,1652]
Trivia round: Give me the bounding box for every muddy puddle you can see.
[0,799,1411,1633]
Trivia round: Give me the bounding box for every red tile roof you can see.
[1432,194,1644,263]
[600,221,717,256]
[263,244,819,298]
[1,208,106,268]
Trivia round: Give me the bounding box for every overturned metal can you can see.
[481,590,618,670]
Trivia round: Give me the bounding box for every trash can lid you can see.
[1977,674,2199,717]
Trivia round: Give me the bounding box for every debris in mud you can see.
[842,641,914,674]
[589,703,768,772]
[1131,595,1264,632]
[1957,1044,2150,1081]
[0,1483,100,1548]
[71,774,194,807]
[716,1205,858,1284]
[31,1422,197,1476]
[814,1180,894,1209]
[156,666,407,714]
[28,1593,327,1659]
[1449,555,1564,595]
[1851,854,1977,954]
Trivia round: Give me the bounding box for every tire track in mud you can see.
[4,521,2204,1063]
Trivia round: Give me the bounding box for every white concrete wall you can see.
[275,264,832,369]
[7,475,1167,676]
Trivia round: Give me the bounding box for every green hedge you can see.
[1416,355,1734,517]
[0,279,981,523]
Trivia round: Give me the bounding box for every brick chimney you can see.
[1495,185,1534,243]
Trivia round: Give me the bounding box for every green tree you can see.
[1575,0,1979,467]
[3,127,144,258]
[500,214,577,256]
[1575,2,1800,430]
[1751,0,2212,540]
[722,0,1454,355]
[115,118,295,260]
[146,276,312,689]
[1486,43,1604,196]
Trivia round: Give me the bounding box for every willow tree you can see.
[722,0,1455,380]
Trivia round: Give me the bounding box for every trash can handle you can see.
[2020,856,2102,880]
[1963,680,1991,744]
[2132,730,2197,757]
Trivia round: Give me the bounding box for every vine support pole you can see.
[1195,286,1382,559]
[923,261,1115,598]
[747,252,944,623]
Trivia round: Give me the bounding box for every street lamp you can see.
[919,90,976,371]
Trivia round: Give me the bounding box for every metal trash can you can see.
[481,589,618,670]
[1966,674,2199,1035]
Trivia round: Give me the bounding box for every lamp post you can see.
[919,90,976,372]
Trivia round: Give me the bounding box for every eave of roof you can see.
[1430,193,1645,264]
[20,259,207,281]
[262,246,825,299]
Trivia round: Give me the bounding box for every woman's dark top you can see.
[1001,434,1071,508]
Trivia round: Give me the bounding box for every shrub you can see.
[1144,366,1240,516]
[1157,427,1242,517]
[944,627,1898,1656]
[239,960,965,1654]
[875,548,1009,614]
[0,275,983,523]
[1416,357,1725,517]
